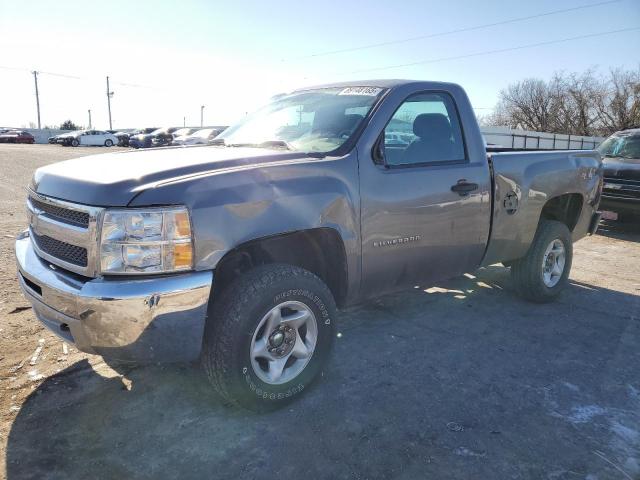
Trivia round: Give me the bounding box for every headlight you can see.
[99,207,193,274]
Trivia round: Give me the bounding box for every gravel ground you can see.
[0,144,639,480]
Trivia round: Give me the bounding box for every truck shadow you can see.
[6,266,640,479]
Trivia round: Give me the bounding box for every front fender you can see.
[128,151,362,286]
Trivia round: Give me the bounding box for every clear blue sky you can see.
[0,0,638,129]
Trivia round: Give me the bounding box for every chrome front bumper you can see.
[15,232,213,362]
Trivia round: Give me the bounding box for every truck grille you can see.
[27,191,103,276]
[29,196,90,227]
[603,177,640,200]
[32,232,88,267]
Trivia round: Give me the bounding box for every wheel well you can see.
[540,193,583,232]
[213,228,349,307]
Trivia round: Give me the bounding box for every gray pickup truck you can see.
[16,80,603,410]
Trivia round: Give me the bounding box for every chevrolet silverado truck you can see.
[597,128,640,222]
[16,80,603,410]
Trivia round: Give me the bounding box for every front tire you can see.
[202,264,336,411]
[70,138,79,147]
[104,139,113,147]
[511,220,573,303]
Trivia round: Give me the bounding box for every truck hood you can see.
[602,156,640,181]
[31,146,313,206]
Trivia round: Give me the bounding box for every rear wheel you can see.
[511,220,573,303]
[202,264,336,411]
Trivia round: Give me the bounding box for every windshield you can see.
[597,133,640,159]
[217,86,385,154]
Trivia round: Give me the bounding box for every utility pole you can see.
[88,109,92,129]
[183,116,186,127]
[200,105,205,128]
[32,71,41,129]
[106,76,114,130]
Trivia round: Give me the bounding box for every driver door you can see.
[360,91,492,295]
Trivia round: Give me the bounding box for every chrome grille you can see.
[29,196,90,227]
[32,232,88,267]
[603,177,640,200]
[27,191,103,277]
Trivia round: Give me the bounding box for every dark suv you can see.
[597,128,640,221]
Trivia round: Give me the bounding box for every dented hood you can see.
[31,146,311,206]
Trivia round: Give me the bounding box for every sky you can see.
[0,0,639,130]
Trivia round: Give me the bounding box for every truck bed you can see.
[482,149,601,266]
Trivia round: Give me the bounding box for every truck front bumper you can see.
[15,233,213,363]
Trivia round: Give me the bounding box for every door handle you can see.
[451,180,479,196]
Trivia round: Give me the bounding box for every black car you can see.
[116,127,157,147]
[597,128,640,222]
[128,127,172,149]
[152,127,196,147]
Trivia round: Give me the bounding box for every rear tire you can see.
[202,264,336,411]
[511,220,573,303]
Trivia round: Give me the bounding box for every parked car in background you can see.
[114,130,132,147]
[153,127,197,147]
[172,127,224,146]
[0,130,35,144]
[597,128,640,222]
[114,128,157,147]
[130,127,178,149]
[56,130,118,147]
[384,132,408,146]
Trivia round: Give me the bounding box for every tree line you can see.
[481,67,640,136]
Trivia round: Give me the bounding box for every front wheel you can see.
[70,138,79,147]
[104,139,113,147]
[202,264,336,411]
[511,220,573,303]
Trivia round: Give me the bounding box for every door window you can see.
[383,92,466,166]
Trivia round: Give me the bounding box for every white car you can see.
[58,130,119,147]
[172,128,223,146]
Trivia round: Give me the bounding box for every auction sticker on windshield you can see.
[339,87,382,96]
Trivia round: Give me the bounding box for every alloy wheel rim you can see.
[542,238,566,287]
[249,301,318,385]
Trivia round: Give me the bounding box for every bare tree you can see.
[485,68,639,135]
[593,68,640,134]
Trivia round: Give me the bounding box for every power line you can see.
[293,0,622,60]
[0,65,153,88]
[342,27,640,75]
[38,70,83,80]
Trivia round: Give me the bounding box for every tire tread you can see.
[202,264,335,408]
[511,220,572,303]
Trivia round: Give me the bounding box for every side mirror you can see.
[372,135,386,166]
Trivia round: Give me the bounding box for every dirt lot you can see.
[0,144,639,480]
